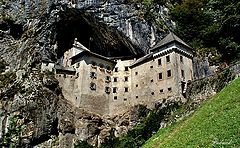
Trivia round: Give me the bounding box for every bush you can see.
[74,140,93,148]
[100,102,182,147]
[0,114,26,147]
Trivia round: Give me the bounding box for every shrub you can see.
[0,114,26,147]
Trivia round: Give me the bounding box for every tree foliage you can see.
[170,0,240,63]
[100,102,181,148]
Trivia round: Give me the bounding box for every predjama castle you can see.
[42,32,194,116]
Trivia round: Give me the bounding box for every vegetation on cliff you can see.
[169,0,240,63]
[143,77,240,147]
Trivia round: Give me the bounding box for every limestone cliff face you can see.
[1,0,172,61]
[0,0,173,147]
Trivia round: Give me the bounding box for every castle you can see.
[42,32,194,116]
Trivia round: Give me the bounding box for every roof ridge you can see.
[150,32,192,51]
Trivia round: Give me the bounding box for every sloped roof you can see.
[129,53,153,68]
[151,32,192,51]
[55,65,76,72]
[71,50,116,64]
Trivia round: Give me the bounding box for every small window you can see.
[166,55,170,63]
[124,98,127,101]
[151,92,154,95]
[125,66,129,71]
[105,87,111,94]
[159,73,163,80]
[76,63,80,68]
[136,96,138,98]
[64,74,66,78]
[160,89,164,93]
[125,87,128,92]
[136,84,138,87]
[59,75,61,77]
[151,79,153,82]
[158,58,162,65]
[181,70,185,78]
[167,70,172,77]
[114,77,118,82]
[135,72,138,75]
[114,96,117,100]
[106,76,111,82]
[150,66,153,68]
[124,76,128,82]
[163,98,166,103]
[91,61,97,66]
[168,87,172,92]
[113,87,117,93]
[90,83,96,90]
[90,72,97,79]
[114,67,118,72]
[180,56,183,63]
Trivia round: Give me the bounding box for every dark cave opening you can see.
[0,20,23,39]
[54,8,144,59]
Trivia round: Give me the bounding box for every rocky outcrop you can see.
[0,0,174,147]
[1,0,172,62]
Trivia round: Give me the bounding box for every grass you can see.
[143,77,240,148]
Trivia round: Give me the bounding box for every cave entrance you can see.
[54,8,143,59]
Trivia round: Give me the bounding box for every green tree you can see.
[170,0,240,63]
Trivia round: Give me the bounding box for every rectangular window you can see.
[136,84,138,87]
[105,76,111,82]
[90,72,97,79]
[167,70,172,77]
[114,96,117,100]
[181,70,185,78]
[124,76,128,82]
[90,83,96,90]
[135,72,138,75]
[166,55,170,63]
[180,56,183,63]
[114,67,118,72]
[125,87,128,92]
[159,73,163,80]
[160,89,164,93]
[136,96,138,98]
[105,87,111,94]
[125,66,129,71]
[158,58,162,65]
[113,87,117,93]
[151,79,153,82]
[114,77,118,82]
[168,87,172,92]
[150,66,153,68]
[124,98,127,101]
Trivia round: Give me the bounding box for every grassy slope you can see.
[143,78,240,148]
